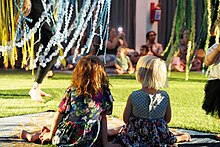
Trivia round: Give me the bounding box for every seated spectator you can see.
[61,47,82,71]
[190,49,205,71]
[61,31,87,70]
[113,56,191,146]
[146,31,163,58]
[171,30,190,72]
[128,45,150,65]
[114,47,134,74]
[98,27,128,67]
[178,30,190,64]
[18,55,120,146]
[140,45,149,56]
[171,55,185,72]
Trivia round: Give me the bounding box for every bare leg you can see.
[29,82,43,102]
[216,134,220,140]
[128,68,134,74]
[107,126,123,136]
[29,82,52,102]
[18,130,41,142]
[174,65,185,72]
[175,132,191,142]
[115,69,125,74]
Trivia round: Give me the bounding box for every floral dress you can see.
[52,87,113,146]
[114,90,176,147]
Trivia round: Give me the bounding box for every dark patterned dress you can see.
[115,90,176,147]
[52,87,113,146]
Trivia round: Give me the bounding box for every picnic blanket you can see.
[0,112,220,146]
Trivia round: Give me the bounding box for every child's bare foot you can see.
[183,133,191,142]
[18,130,41,142]
[29,87,44,102]
[176,132,191,142]
[216,134,220,140]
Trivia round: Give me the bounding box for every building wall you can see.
[135,0,159,52]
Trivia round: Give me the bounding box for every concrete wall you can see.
[135,0,159,52]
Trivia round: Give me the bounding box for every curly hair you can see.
[71,55,109,97]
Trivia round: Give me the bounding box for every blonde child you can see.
[114,47,134,74]
[19,55,120,146]
[113,55,191,146]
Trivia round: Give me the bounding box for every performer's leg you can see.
[29,46,58,101]
[35,51,58,83]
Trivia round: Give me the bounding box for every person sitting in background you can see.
[171,55,185,72]
[140,44,149,56]
[61,47,82,71]
[190,49,205,71]
[178,30,189,64]
[146,31,163,58]
[61,31,87,71]
[129,45,150,65]
[114,47,134,74]
[171,30,190,72]
[98,27,128,67]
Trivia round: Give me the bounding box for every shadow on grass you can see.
[110,74,136,80]
[0,89,29,99]
[0,93,29,99]
[168,77,207,83]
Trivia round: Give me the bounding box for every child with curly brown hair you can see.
[19,55,120,147]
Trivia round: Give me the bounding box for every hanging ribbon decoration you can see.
[0,0,112,69]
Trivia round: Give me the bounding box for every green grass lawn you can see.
[0,69,220,133]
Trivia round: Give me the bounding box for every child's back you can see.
[131,90,169,119]
[114,56,176,146]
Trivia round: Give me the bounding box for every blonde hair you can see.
[117,46,127,55]
[135,55,167,90]
[71,55,109,97]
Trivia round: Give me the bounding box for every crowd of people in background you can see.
[52,29,204,74]
[0,27,205,74]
